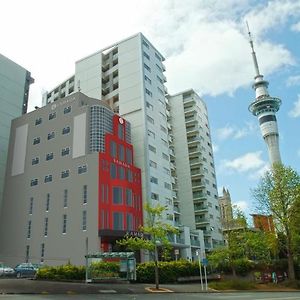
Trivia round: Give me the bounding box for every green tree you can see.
[117,203,178,289]
[252,163,300,280]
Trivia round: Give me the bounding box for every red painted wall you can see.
[98,115,143,251]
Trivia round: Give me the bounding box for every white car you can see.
[0,263,15,277]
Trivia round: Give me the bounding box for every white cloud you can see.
[288,95,300,118]
[291,22,300,32]
[221,151,265,173]
[216,121,256,141]
[249,163,270,180]
[286,75,300,87]
[212,144,219,153]
[232,200,248,212]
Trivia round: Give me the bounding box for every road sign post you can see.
[196,250,204,291]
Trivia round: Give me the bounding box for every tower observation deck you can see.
[247,24,282,165]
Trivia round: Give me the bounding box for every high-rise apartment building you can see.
[0,54,34,213]
[167,90,223,250]
[0,92,143,266]
[41,33,217,258]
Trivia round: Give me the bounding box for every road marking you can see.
[254,297,300,300]
[98,289,117,293]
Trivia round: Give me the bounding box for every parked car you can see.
[14,263,37,278]
[0,263,15,277]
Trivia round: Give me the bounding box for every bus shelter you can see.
[85,252,136,283]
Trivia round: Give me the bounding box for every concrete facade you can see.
[0,92,143,266]
[167,90,223,251]
[0,54,33,214]
[41,34,212,258]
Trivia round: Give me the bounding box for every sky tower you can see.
[247,24,282,165]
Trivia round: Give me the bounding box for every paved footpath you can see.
[0,279,299,295]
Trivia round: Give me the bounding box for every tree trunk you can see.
[287,233,295,280]
[154,244,159,289]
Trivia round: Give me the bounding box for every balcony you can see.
[195,218,210,224]
[172,191,178,199]
[170,162,176,170]
[191,239,200,247]
[187,136,200,145]
[205,242,212,249]
[174,206,180,214]
[194,205,208,212]
[193,192,206,200]
[189,158,202,166]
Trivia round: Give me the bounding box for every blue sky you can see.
[1,0,299,217]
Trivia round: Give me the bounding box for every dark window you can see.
[118,123,124,140]
[113,187,122,204]
[62,126,70,135]
[259,115,276,125]
[29,197,33,215]
[78,165,87,174]
[143,40,149,49]
[46,152,54,161]
[110,163,117,179]
[61,170,69,178]
[62,214,67,234]
[126,148,132,164]
[127,169,133,182]
[27,220,32,238]
[41,243,45,261]
[49,112,56,120]
[63,189,68,208]
[35,118,42,125]
[119,166,125,180]
[144,63,151,72]
[44,175,53,183]
[83,185,87,204]
[127,213,133,230]
[82,210,87,230]
[32,157,39,165]
[119,144,124,161]
[110,141,117,158]
[30,179,38,186]
[48,132,55,140]
[44,218,48,236]
[113,212,123,230]
[126,189,132,206]
[61,147,70,156]
[143,51,150,60]
[46,193,50,211]
[64,106,71,114]
[33,137,40,145]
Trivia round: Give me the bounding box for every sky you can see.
[1,0,300,219]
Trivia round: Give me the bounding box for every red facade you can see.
[98,115,143,251]
[252,214,275,233]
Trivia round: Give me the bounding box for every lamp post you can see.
[196,249,204,291]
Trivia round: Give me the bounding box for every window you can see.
[82,210,87,231]
[78,165,87,174]
[145,88,152,97]
[151,192,159,200]
[126,188,132,206]
[156,75,163,84]
[146,102,153,111]
[127,213,133,230]
[159,112,166,120]
[113,187,123,204]
[27,220,32,238]
[143,40,149,49]
[148,144,156,153]
[113,212,123,230]
[83,185,87,204]
[33,137,40,145]
[119,144,124,161]
[44,218,48,236]
[25,246,30,263]
[110,141,117,158]
[29,197,33,215]
[147,115,154,124]
[164,182,171,190]
[64,106,71,114]
[35,117,42,125]
[62,126,70,135]
[41,243,45,262]
[63,189,68,208]
[118,123,124,140]
[32,157,39,165]
[160,125,167,133]
[145,75,152,84]
[127,169,133,182]
[61,170,69,178]
[46,152,54,161]
[126,148,132,164]
[49,112,56,120]
[162,153,169,161]
[62,214,67,234]
[47,132,55,140]
[30,179,38,186]
[110,163,117,179]
[161,139,168,147]
[61,147,70,156]
[144,63,151,72]
[119,166,125,180]
[155,52,161,60]
[150,176,158,184]
[163,167,170,175]
[143,51,150,60]
[148,129,155,139]
[156,64,162,72]
[46,193,50,211]
[149,160,157,168]
[44,175,53,183]
[157,87,164,95]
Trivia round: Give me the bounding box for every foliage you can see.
[118,203,178,256]
[89,261,120,278]
[209,279,256,290]
[36,264,85,280]
[136,260,199,283]
[252,163,300,280]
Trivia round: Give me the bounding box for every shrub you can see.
[36,264,85,280]
[209,279,256,290]
[136,260,200,283]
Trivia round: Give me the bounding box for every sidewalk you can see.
[0,278,299,295]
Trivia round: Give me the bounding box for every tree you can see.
[252,163,300,280]
[117,203,178,289]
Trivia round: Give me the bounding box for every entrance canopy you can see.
[85,251,135,259]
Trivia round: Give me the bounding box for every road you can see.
[1,292,300,299]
